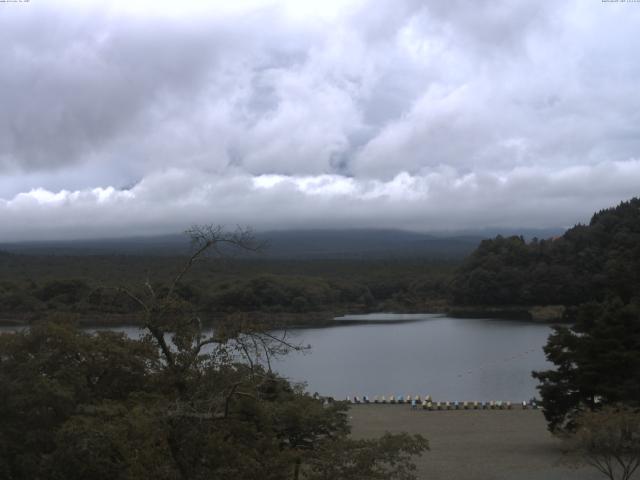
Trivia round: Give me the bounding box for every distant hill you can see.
[452,197,640,308]
[257,230,485,259]
[0,234,190,257]
[0,227,565,260]
[0,229,488,260]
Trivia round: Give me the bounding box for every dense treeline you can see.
[0,228,429,479]
[503,198,640,434]
[0,255,453,323]
[452,198,640,308]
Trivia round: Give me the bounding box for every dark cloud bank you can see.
[1,0,639,241]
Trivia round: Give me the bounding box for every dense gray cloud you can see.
[0,0,639,240]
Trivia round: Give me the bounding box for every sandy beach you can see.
[349,405,605,480]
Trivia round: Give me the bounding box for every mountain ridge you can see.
[0,228,563,259]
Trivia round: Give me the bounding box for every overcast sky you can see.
[1,0,639,240]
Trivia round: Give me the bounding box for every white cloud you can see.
[1,0,639,239]
[2,160,639,241]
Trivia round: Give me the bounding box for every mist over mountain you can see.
[0,227,563,259]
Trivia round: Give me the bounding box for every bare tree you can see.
[571,405,640,480]
[117,225,302,396]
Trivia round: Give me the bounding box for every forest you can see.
[2,198,640,326]
[0,254,454,326]
[451,197,640,314]
[1,200,640,479]
[0,228,429,479]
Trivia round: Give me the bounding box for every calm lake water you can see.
[0,314,553,402]
[270,314,552,402]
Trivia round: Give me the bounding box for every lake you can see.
[271,314,553,402]
[0,314,553,402]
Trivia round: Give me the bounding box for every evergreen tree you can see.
[533,300,640,432]
[452,197,640,308]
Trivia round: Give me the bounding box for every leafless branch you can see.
[116,286,150,313]
[258,330,308,352]
[167,225,263,300]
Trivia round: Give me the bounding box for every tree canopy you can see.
[532,300,640,432]
[453,198,640,434]
[452,197,640,309]
[0,226,428,480]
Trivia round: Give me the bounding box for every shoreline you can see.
[0,305,570,328]
[446,304,569,323]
